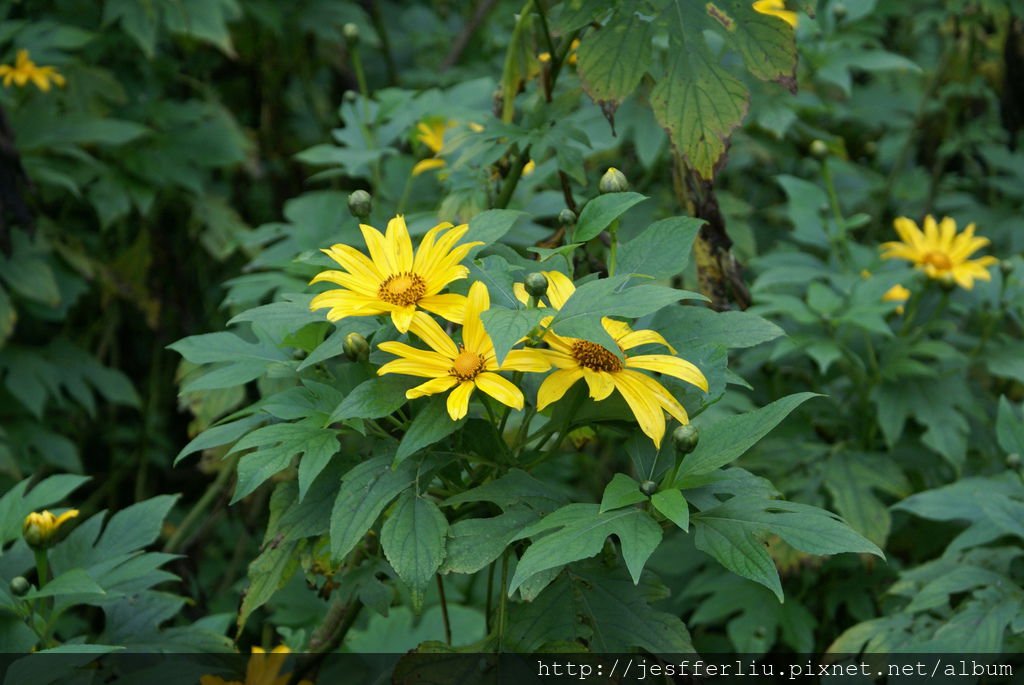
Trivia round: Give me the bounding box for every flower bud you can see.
[524,272,549,298]
[599,167,629,194]
[9,576,30,597]
[343,332,370,362]
[23,510,78,549]
[347,190,372,219]
[673,424,700,455]
[343,23,360,44]
[639,480,658,497]
[1000,259,1015,276]
[1007,453,1021,470]
[810,140,829,159]
[558,208,577,226]
[833,2,847,19]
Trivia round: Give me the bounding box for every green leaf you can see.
[229,422,339,502]
[997,396,1024,456]
[479,307,545,367]
[444,468,568,515]
[694,497,883,601]
[577,6,653,108]
[22,569,105,600]
[236,536,299,634]
[651,489,689,531]
[677,393,819,480]
[395,396,463,466]
[509,503,662,593]
[466,210,526,252]
[823,452,910,546]
[441,507,536,575]
[174,415,265,465]
[552,0,613,33]
[652,306,785,352]
[617,217,704,279]
[572,192,648,242]
[330,455,423,562]
[712,0,796,86]
[599,473,647,513]
[329,376,414,423]
[381,492,449,597]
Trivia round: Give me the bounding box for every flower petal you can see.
[386,215,414,272]
[310,269,378,296]
[390,306,418,333]
[407,376,459,399]
[409,311,459,357]
[617,328,676,354]
[360,223,399,275]
[581,368,615,401]
[626,354,709,391]
[475,372,524,410]
[537,367,583,411]
[544,271,576,310]
[612,371,666,448]
[447,381,475,420]
[462,282,491,353]
[322,244,384,283]
[500,349,551,372]
[412,158,446,176]
[418,293,467,324]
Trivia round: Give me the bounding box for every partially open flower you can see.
[23,509,79,548]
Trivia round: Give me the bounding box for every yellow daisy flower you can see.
[377,281,550,420]
[0,49,66,91]
[22,509,78,547]
[882,283,910,314]
[412,119,453,176]
[310,215,481,332]
[201,646,311,685]
[514,271,709,448]
[880,215,998,290]
[753,0,798,28]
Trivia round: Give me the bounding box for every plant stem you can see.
[608,218,620,276]
[496,551,509,651]
[436,573,452,645]
[495,147,531,209]
[164,452,239,554]
[484,560,495,633]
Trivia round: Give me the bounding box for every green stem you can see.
[163,453,239,554]
[608,218,620,276]
[495,146,531,209]
[436,574,452,645]
[496,551,509,651]
[34,549,49,588]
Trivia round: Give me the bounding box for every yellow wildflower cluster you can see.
[310,217,707,446]
[0,49,66,91]
[201,646,312,685]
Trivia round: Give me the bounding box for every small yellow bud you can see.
[599,167,629,194]
[22,509,79,549]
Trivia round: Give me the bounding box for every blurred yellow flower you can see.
[201,646,311,685]
[880,215,997,290]
[882,284,910,314]
[515,271,708,448]
[412,120,453,176]
[0,49,66,91]
[22,509,78,547]
[310,216,480,332]
[753,0,798,28]
[538,39,580,68]
[377,282,550,420]
[522,159,536,176]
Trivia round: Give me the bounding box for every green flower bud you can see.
[9,576,30,597]
[347,190,372,219]
[864,141,878,156]
[343,90,358,103]
[1007,453,1021,469]
[833,2,847,19]
[524,272,549,298]
[1000,259,1015,276]
[343,332,370,362]
[639,480,658,497]
[558,208,577,226]
[343,23,360,44]
[599,167,629,194]
[673,424,700,455]
[810,140,829,159]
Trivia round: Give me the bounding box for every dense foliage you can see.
[2,0,1023,670]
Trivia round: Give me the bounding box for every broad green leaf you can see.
[444,468,568,515]
[617,217,704,279]
[572,192,648,243]
[652,489,689,531]
[577,6,653,108]
[466,210,526,252]
[395,396,464,466]
[479,307,545,367]
[22,569,105,600]
[552,0,613,33]
[710,0,796,86]
[997,396,1024,456]
[229,422,339,502]
[509,503,662,593]
[442,507,536,575]
[652,306,785,352]
[330,455,422,562]
[823,452,910,546]
[381,492,449,597]
[694,497,883,601]
[236,537,299,634]
[599,473,647,513]
[174,415,265,465]
[328,376,415,423]
[651,30,748,179]
[677,393,819,480]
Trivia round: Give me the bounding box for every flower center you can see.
[923,251,952,270]
[378,272,427,307]
[450,347,486,381]
[571,340,623,372]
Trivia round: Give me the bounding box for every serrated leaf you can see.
[572,192,648,243]
[395,396,463,466]
[617,216,704,279]
[229,422,339,502]
[677,393,819,480]
[174,415,265,465]
[441,508,536,575]
[577,6,653,109]
[651,489,689,531]
[22,569,105,600]
[466,210,526,253]
[479,307,545,367]
[509,503,661,593]
[328,375,414,423]
[599,473,647,513]
[381,492,449,597]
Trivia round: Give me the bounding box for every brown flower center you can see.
[923,251,952,270]
[378,272,427,306]
[450,347,486,381]
[571,340,623,372]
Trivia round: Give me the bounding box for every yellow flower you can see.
[522,159,536,176]
[200,646,311,685]
[412,119,454,176]
[310,215,481,332]
[753,0,798,28]
[0,49,66,91]
[567,38,581,66]
[882,283,910,315]
[514,271,709,448]
[22,509,78,548]
[377,281,550,420]
[880,215,998,290]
